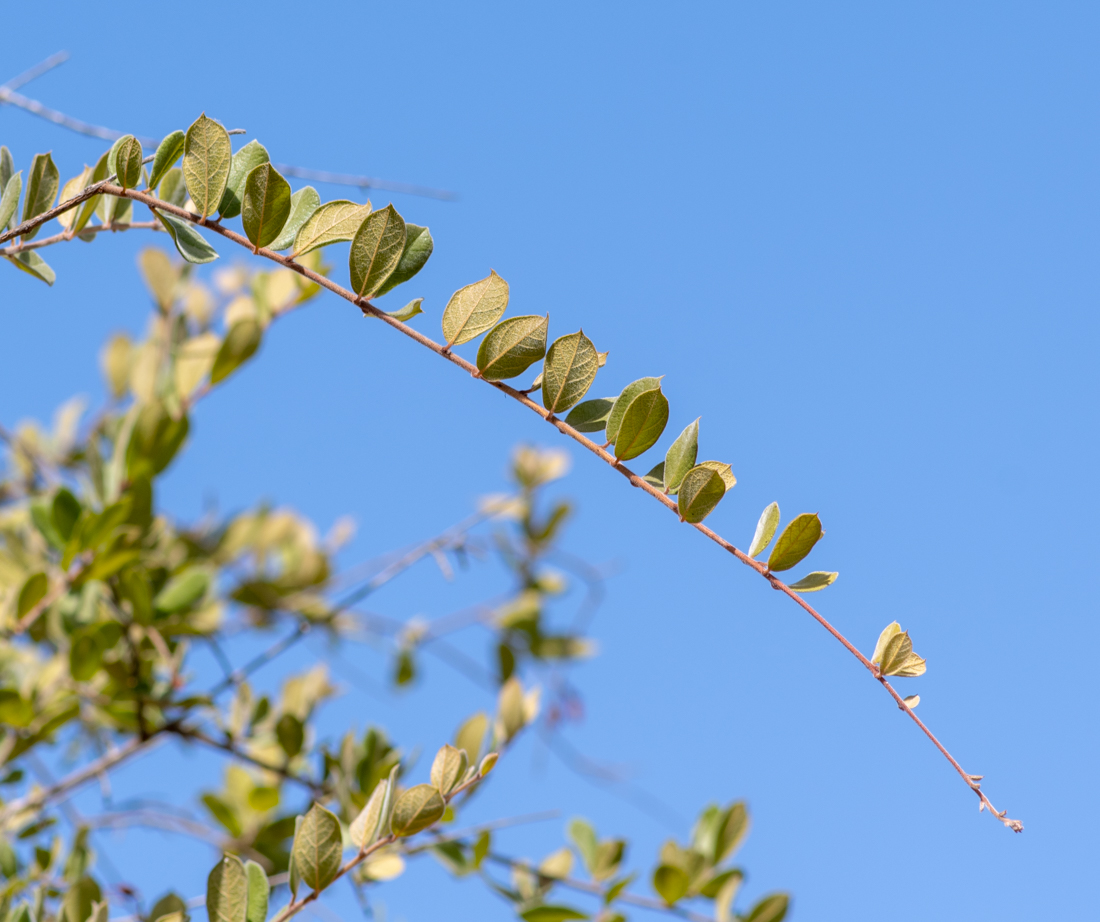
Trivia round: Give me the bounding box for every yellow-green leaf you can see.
[767,513,823,572]
[376,223,433,296]
[149,130,185,192]
[748,502,780,558]
[455,712,489,763]
[21,152,59,241]
[244,861,268,922]
[218,140,269,219]
[390,784,446,837]
[349,778,389,849]
[663,419,699,493]
[653,864,689,905]
[16,572,48,619]
[183,114,232,218]
[476,315,548,380]
[564,397,616,433]
[156,212,219,264]
[114,135,143,190]
[787,571,838,592]
[206,855,248,922]
[677,465,726,523]
[877,626,927,677]
[613,383,669,461]
[349,204,406,299]
[542,331,599,414]
[698,460,736,491]
[5,251,55,285]
[269,186,320,252]
[430,744,468,795]
[291,200,371,257]
[0,171,22,232]
[442,270,509,346]
[606,377,662,444]
[241,164,292,249]
[210,320,262,384]
[291,803,343,891]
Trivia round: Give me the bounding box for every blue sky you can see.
[2,1,1098,918]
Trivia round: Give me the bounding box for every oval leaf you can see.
[183,114,232,218]
[614,385,669,461]
[115,135,143,190]
[155,212,219,264]
[430,744,469,795]
[5,251,55,286]
[564,397,616,433]
[442,270,509,346]
[744,894,789,922]
[206,855,248,922]
[241,164,292,249]
[767,513,823,572]
[664,418,699,493]
[653,864,690,905]
[677,465,727,524]
[605,377,662,444]
[17,572,48,619]
[210,319,262,384]
[292,803,343,892]
[291,199,371,257]
[787,571,838,593]
[269,186,320,251]
[748,502,780,558]
[21,152,59,241]
[0,171,22,233]
[244,861,268,922]
[149,130,186,192]
[376,224,434,296]
[349,778,388,849]
[476,315,548,380]
[391,783,446,837]
[698,460,736,491]
[350,204,406,299]
[218,140,269,219]
[542,331,599,414]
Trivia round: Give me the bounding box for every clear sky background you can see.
[2,1,1098,918]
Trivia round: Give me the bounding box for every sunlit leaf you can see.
[206,855,248,922]
[613,382,669,461]
[149,130,185,192]
[155,212,219,264]
[520,908,588,922]
[5,251,55,285]
[787,571,838,592]
[241,164,292,249]
[183,114,232,218]
[56,167,92,230]
[209,319,262,384]
[767,513,823,572]
[476,315,548,380]
[698,460,735,491]
[349,778,388,848]
[20,152,59,241]
[677,465,726,523]
[114,135,143,190]
[876,625,927,677]
[564,397,615,433]
[379,298,423,322]
[663,418,699,493]
[376,223,433,296]
[0,171,22,232]
[744,894,789,922]
[244,861,268,922]
[16,572,47,619]
[218,139,269,220]
[653,864,689,904]
[455,712,489,763]
[748,502,780,558]
[292,804,343,891]
[350,204,406,299]
[442,270,509,347]
[391,784,446,837]
[605,377,662,444]
[269,186,320,251]
[291,200,371,257]
[430,744,469,794]
[643,461,665,489]
[542,331,599,414]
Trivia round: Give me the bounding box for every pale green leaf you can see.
[612,382,669,461]
[643,461,665,489]
[210,319,262,384]
[564,397,616,433]
[5,251,55,286]
[455,712,489,763]
[903,694,920,708]
[115,135,143,189]
[677,465,726,524]
[71,152,109,233]
[663,418,699,493]
[391,784,446,837]
[698,460,736,491]
[0,146,12,197]
[377,764,399,839]
[652,864,689,905]
[183,114,232,218]
[244,861,268,922]
[349,778,388,849]
[606,377,662,444]
[241,164,292,249]
[878,627,927,677]
[0,171,23,232]
[748,502,780,558]
[269,186,320,251]
[430,744,469,795]
[349,204,406,299]
[56,167,92,230]
[156,212,219,264]
[380,298,423,322]
[767,513,823,572]
[149,130,185,191]
[159,168,187,207]
[138,248,180,309]
[476,314,548,380]
[442,270,509,346]
[292,803,343,891]
[206,855,248,922]
[787,571,838,592]
[542,331,599,414]
[153,570,209,613]
[217,139,269,220]
[744,893,789,922]
[20,152,59,241]
[376,223,433,296]
[520,908,588,922]
[291,200,371,257]
[871,622,901,666]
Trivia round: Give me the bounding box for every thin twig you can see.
[404,809,560,854]
[270,164,457,201]
[0,51,70,93]
[3,182,1022,831]
[0,221,161,256]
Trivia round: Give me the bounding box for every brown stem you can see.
[0,221,161,257]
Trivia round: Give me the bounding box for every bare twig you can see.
[0,51,70,93]
[1,221,161,257]
[270,164,457,201]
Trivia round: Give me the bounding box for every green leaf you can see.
[159,168,186,207]
[183,114,232,218]
[698,460,736,491]
[663,418,699,493]
[613,383,669,461]
[441,270,509,347]
[138,248,180,310]
[455,712,489,763]
[287,815,303,897]
[63,879,102,922]
[652,864,689,905]
[542,331,599,414]
[391,783,446,837]
[430,744,468,795]
[677,465,727,524]
[0,171,22,232]
[476,315,548,380]
[244,861,268,922]
[349,778,388,849]
[564,397,615,433]
[767,513,823,572]
[349,204,406,299]
[153,570,209,614]
[217,139,269,219]
[292,803,343,891]
[744,894,789,922]
[875,623,927,677]
[149,894,188,922]
[20,152,59,241]
[241,163,291,248]
[5,251,55,285]
[52,488,82,541]
[788,571,838,592]
[376,223,434,295]
[378,764,399,838]
[291,199,371,257]
[269,186,320,251]
[210,319,262,384]
[114,135,143,189]
[155,212,219,264]
[567,819,597,870]
[519,908,589,922]
[16,572,48,619]
[643,461,665,489]
[148,130,185,191]
[871,622,901,666]
[206,855,248,922]
[380,298,423,322]
[606,377,662,444]
[275,714,304,757]
[0,146,13,199]
[748,502,780,558]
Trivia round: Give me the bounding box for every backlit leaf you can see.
[613,383,669,461]
[292,803,343,891]
[663,419,699,493]
[138,248,180,310]
[653,864,689,905]
[677,465,726,524]
[16,572,47,619]
[564,397,615,433]
[244,861,268,922]
[210,319,262,384]
[148,130,185,191]
[56,167,92,230]
[748,502,780,558]
[156,212,219,264]
[542,331,599,414]
[350,204,406,299]
[114,135,143,189]
[154,570,209,614]
[767,513,823,572]
[291,200,371,257]
[5,251,55,285]
[455,712,489,763]
[698,460,736,491]
[269,186,320,251]
[20,152,59,240]
[430,744,469,794]
[0,171,22,232]
[744,894,789,922]
[391,784,446,837]
[349,778,388,849]
[206,855,248,922]
[183,114,232,218]
[376,223,433,296]
[903,695,920,708]
[787,571,837,592]
[174,332,220,398]
[159,167,186,207]
[476,314,548,380]
[877,626,927,677]
[0,146,13,199]
[643,461,665,489]
[381,298,423,322]
[606,377,662,444]
[241,163,292,248]
[442,270,509,346]
[520,908,588,922]
[218,139,269,220]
